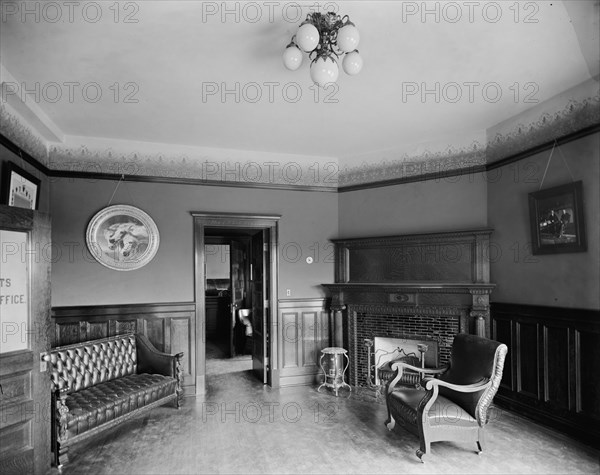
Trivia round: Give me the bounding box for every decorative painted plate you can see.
[86,205,159,271]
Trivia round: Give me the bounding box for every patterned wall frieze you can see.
[337,143,486,187]
[47,142,338,188]
[0,103,49,165]
[325,284,494,296]
[487,95,600,163]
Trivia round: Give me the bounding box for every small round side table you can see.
[317,347,351,397]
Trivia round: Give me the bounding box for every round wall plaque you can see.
[86,205,160,271]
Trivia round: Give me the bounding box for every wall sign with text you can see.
[0,230,29,353]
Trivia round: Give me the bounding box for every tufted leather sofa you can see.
[43,333,183,468]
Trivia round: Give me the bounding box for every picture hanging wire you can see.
[107,174,124,206]
[15,148,41,184]
[106,171,138,207]
[17,150,33,179]
[539,139,576,190]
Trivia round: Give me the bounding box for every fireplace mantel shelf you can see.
[322,282,494,316]
[323,282,495,291]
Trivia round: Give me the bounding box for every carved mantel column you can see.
[469,289,492,337]
[330,304,346,348]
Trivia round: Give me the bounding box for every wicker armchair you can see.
[385,334,507,462]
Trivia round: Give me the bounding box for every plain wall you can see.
[50,178,338,306]
[487,132,600,309]
[338,172,489,237]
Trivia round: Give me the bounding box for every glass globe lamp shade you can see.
[336,24,360,53]
[283,45,303,71]
[296,23,320,52]
[342,50,363,75]
[310,56,339,87]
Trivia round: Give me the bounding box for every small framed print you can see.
[2,162,41,210]
[528,181,587,255]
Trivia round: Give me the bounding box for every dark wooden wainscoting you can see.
[278,298,330,387]
[491,303,600,447]
[52,302,196,395]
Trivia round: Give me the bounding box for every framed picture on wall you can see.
[86,205,160,271]
[2,162,41,210]
[528,181,586,255]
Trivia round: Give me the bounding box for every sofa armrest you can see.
[135,334,178,376]
[135,334,184,404]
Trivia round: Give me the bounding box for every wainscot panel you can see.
[51,302,196,395]
[278,298,330,388]
[491,303,600,448]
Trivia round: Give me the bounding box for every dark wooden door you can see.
[0,205,51,474]
[229,240,245,357]
[251,231,269,384]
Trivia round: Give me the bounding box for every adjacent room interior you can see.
[0,1,598,474]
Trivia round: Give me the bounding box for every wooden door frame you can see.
[192,212,280,394]
[0,205,51,474]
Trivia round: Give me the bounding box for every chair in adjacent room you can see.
[385,333,508,462]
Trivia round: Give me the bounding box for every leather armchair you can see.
[385,333,508,462]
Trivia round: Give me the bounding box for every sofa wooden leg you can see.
[57,443,69,468]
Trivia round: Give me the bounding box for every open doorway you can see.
[193,213,280,394]
[204,235,254,375]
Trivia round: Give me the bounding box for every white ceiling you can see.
[1,0,598,170]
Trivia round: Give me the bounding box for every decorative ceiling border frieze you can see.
[487,95,600,163]
[0,103,49,165]
[1,83,598,190]
[47,142,338,188]
[337,143,486,187]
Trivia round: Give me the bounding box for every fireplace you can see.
[322,228,494,391]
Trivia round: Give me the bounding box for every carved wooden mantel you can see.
[322,228,495,348]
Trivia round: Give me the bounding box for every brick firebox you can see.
[352,311,460,387]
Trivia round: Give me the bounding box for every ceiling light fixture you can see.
[283,12,363,87]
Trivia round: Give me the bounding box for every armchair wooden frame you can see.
[385,337,507,462]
